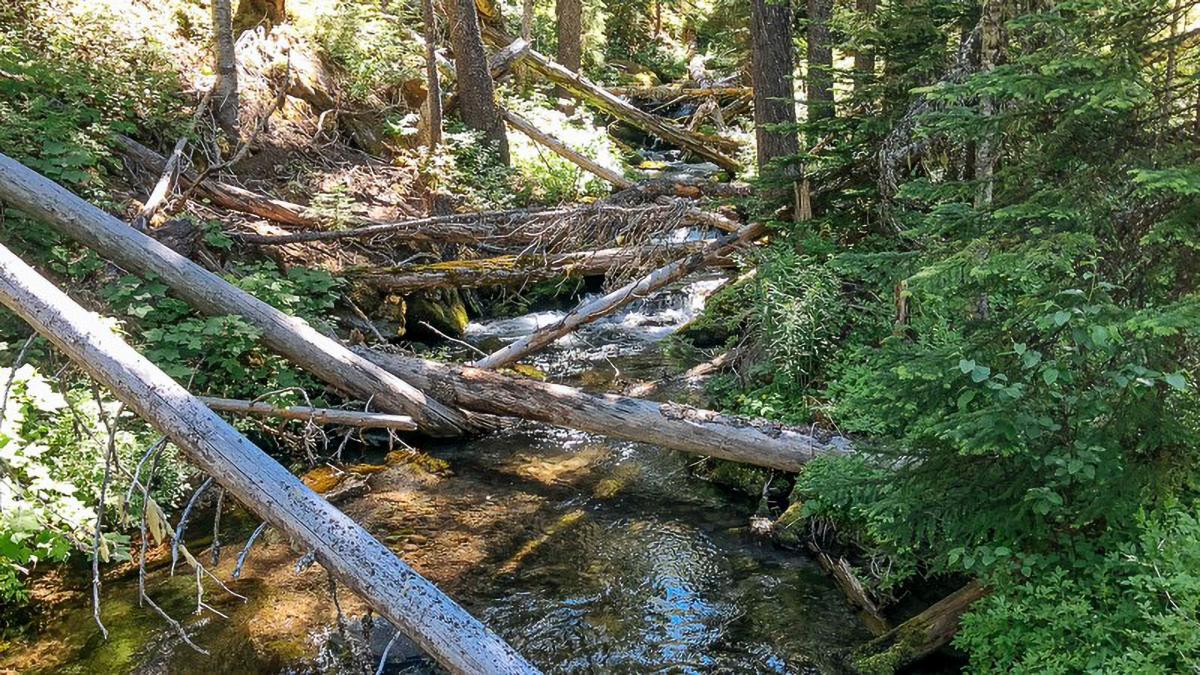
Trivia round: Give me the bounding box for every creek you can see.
[1,275,872,675]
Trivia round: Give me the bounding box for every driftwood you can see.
[471,220,766,369]
[501,108,634,189]
[609,85,753,99]
[0,243,534,674]
[197,397,418,430]
[481,26,742,173]
[849,582,987,673]
[345,242,718,294]
[361,349,852,472]
[0,153,477,437]
[625,347,739,399]
[610,177,753,203]
[807,542,890,636]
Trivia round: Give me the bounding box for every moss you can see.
[848,624,925,675]
[773,500,807,548]
[675,276,757,348]
[694,458,771,497]
[407,289,469,337]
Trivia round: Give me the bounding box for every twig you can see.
[171,476,214,576]
[90,400,123,641]
[376,628,402,675]
[210,487,225,566]
[0,334,35,415]
[233,521,269,580]
[418,321,487,357]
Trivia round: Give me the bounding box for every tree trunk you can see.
[501,108,632,188]
[447,0,510,165]
[198,396,417,429]
[212,0,240,140]
[0,153,478,437]
[361,349,853,472]
[806,0,834,122]
[750,0,800,172]
[555,0,583,112]
[853,0,876,92]
[0,243,534,675]
[849,582,987,673]
[344,241,719,294]
[522,0,534,41]
[482,25,742,173]
[975,0,1005,207]
[471,219,766,369]
[421,0,445,148]
[233,0,286,34]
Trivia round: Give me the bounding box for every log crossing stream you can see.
[1,275,870,674]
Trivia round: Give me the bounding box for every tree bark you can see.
[522,0,534,41]
[481,25,742,173]
[0,243,533,674]
[975,0,1006,207]
[853,0,877,91]
[361,349,853,472]
[344,241,719,294]
[501,108,632,188]
[447,0,510,165]
[421,0,445,148]
[806,0,835,122]
[849,582,987,673]
[750,0,801,172]
[212,0,240,140]
[471,219,766,369]
[611,85,754,100]
[555,0,583,112]
[0,153,478,437]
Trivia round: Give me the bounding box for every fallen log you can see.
[0,243,534,674]
[501,108,634,189]
[624,347,739,399]
[608,85,753,99]
[609,177,752,203]
[471,219,767,369]
[848,582,987,673]
[807,542,891,636]
[0,153,477,436]
[345,242,718,294]
[361,349,852,472]
[117,135,319,228]
[481,26,742,173]
[197,397,418,430]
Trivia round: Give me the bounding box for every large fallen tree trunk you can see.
[361,349,852,472]
[481,26,742,173]
[500,108,634,189]
[0,153,477,436]
[344,241,720,294]
[471,220,766,369]
[0,243,534,674]
[848,582,987,673]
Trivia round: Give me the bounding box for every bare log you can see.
[501,108,634,189]
[471,220,767,369]
[609,85,753,99]
[361,349,852,472]
[345,242,718,293]
[807,542,890,635]
[197,397,418,430]
[0,243,533,674]
[0,153,477,436]
[849,582,987,673]
[481,26,742,173]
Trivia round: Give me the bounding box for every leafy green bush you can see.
[308,0,423,106]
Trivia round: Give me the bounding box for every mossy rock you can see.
[678,275,757,348]
[772,500,807,548]
[693,458,771,497]
[407,288,470,338]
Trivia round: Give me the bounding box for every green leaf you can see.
[1164,372,1188,391]
[1053,310,1071,326]
[1043,368,1059,385]
[971,365,991,383]
[957,390,977,410]
[959,359,976,374]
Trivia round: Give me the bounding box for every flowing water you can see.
[0,276,871,674]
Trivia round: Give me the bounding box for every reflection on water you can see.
[1,274,871,674]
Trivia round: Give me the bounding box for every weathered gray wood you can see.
[481,26,742,173]
[197,396,417,430]
[0,243,535,675]
[608,85,753,99]
[0,153,476,436]
[131,137,187,232]
[501,108,634,189]
[361,349,852,472]
[345,241,718,294]
[471,220,766,369]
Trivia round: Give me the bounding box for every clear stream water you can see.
[1,275,872,674]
